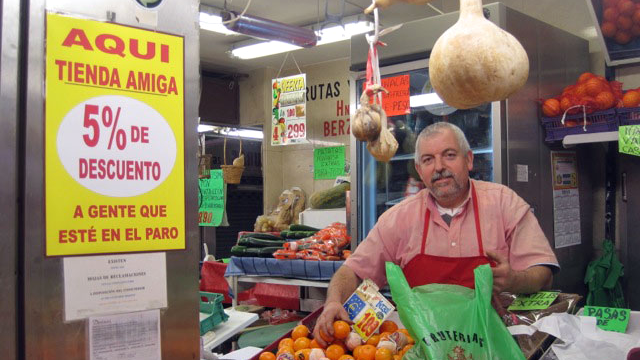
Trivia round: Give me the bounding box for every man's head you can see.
[414,122,473,208]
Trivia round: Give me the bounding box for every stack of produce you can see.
[599,0,640,45]
[231,232,285,258]
[257,319,415,360]
[273,223,351,261]
[540,72,623,126]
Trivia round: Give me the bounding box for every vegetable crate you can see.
[199,291,229,335]
[616,107,640,126]
[541,109,618,142]
[247,306,323,360]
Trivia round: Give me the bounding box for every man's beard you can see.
[429,169,463,200]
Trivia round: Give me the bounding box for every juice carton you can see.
[342,279,395,341]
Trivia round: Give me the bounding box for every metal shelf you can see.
[562,131,618,148]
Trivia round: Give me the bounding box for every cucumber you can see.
[280,230,317,239]
[231,245,248,256]
[239,232,283,240]
[289,224,321,232]
[238,237,286,248]
[258,246,284,257]
[310,182,350,209]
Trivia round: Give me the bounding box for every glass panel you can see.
[357,66,494,242]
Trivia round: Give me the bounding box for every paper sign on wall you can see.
[314,146,346,179]
[619,125,640,157]
[271,74,308,145]
[583,306,630,333]
[551,151,581,249]
[198,170,225,226]
[45,13,185,255]
[89,309,161,360]
[381,75,410,117]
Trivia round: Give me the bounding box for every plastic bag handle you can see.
[385,261,411,294]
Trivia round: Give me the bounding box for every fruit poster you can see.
[271,74,308,146]
[45,13,185,255]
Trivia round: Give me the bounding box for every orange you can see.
[356,344,377,360]
[352,345,364,359]
[309,338,323,349]
[279,338,294,350]
[379,320,398,334]
[277,346,294,357]
[320,329,334,343]
[623,90,640,107]
[393,356,401,360]
[333,320,351,340]
[379,332,392,341]
[294,348,311,360]
[259,352,276,360]
[293,337,311,351]
[326,344,346,360]
[292,325,310,340]
[332,339,347,352]
[375,348,393,360]
[338,355,355,360]
[402,344,413,354]
[365,334,380,347]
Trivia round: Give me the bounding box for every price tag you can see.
[352,307,382,341]
[583,306,630,333]
[619,125,640,157]
[507,291,559,311]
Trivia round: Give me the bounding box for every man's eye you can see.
[422,158,433,164]
[445,153,457,159]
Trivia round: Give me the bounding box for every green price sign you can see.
[583,306,630,333]
[314,146,346,180]
[619,125,640,157]
[198,170,225,227]
[507,291,559,311]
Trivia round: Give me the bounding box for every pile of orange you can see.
[258,320,415,360]
[600,0,640,45]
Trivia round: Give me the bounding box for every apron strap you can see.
[421,182,483,256]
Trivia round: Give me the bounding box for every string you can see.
[276,52,303,79]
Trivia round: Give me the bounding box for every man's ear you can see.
[466,150,474,171]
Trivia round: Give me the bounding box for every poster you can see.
[198,169,225,226]
[63,252,167,321]
[45,13,185,255]
[88,309,161,360]
[271,74,307,145]
[380,75,410,117]
[551,151,581,248]
[314,146,346,179]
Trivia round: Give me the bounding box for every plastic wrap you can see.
[493,292,582,359]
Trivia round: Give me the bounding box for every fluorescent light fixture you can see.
[199,12,239,35]
[410,93,444,107]
[227,129,263,140]
[231,40,302,60]
[198,124,215,132]
[230,20,372,59]
[223,11,317,48]
[316,21,374,45]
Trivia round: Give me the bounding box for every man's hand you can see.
[486,250,515,294]
[312,301,351,347]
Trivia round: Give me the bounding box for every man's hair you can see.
[414,122,471,162]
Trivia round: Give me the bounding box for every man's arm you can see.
[487,250,553,294]
[313,265,361,346]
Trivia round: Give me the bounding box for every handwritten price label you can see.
[353,308,382,341]
[584,306,630,333]
[507,291,559,310]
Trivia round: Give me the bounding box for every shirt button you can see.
[452,242,457,246]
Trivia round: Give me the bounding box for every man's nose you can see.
[434,156,444,171]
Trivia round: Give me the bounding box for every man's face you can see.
[414,129,473,206]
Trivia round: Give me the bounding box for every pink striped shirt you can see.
[345,180,559,287]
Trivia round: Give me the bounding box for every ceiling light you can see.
[316,21,374,45]
[198,124,215,132]
[227,129,263,140]
[231,41,302,60]
[410,93,443,107]
[199,12,239,35]
[222,11,317,48]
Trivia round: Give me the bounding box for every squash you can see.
[310,182,351,209]
[428,0,529,109]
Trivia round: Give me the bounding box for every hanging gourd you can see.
[428,0,529,109]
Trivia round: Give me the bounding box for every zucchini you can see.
[289,224,321,232]
[280,230,317,239]
[310,182,350,209]
[258,246,284,257]
[239,232,283,240]
[238,237,286,248]
[231,245,248,256]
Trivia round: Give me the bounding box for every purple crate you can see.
[617,107,640,126]
[540,108,618,142]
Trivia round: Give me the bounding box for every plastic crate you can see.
[616,107,640,126]
[199,291,229,335]
[540,108,617,142]
[248,306,323,360]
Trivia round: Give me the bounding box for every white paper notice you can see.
[64,252,167,321]
[89,309,161,360]
[516,164,529,182]
[551,152,581,248]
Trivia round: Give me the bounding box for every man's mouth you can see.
[433,176,453,185]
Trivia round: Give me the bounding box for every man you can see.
[313,122,559,345]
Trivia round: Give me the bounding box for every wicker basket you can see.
[221,135,244,184]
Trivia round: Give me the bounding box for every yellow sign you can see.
[45,13,185,256]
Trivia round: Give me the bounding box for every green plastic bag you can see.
[386,262,525,360]
[584,239,625,308]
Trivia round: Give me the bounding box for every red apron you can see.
[402,183,492,289]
